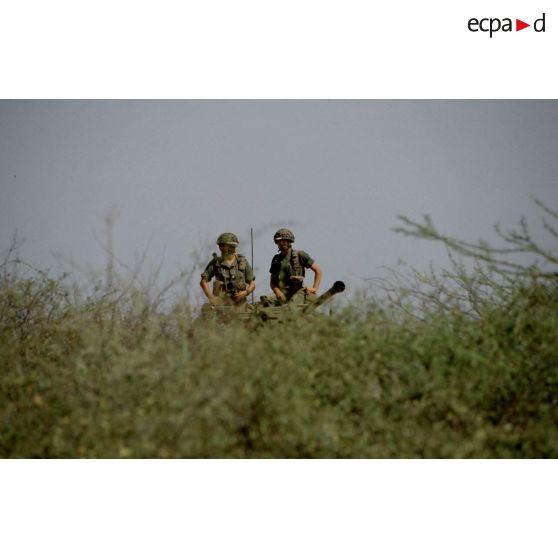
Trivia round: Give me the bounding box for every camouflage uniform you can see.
[269,248,316,304]
[201,253,255,306]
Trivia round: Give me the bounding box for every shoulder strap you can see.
[290,249,303,275]
[236,254,247,271]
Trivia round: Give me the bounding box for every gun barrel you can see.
[309,281,346,309]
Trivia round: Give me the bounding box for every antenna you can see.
[251,227,254,304]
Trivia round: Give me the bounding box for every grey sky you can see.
[1,100,557,300]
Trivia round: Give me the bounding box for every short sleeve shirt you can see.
[201,255,254,289]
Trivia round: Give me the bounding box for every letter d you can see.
[534,13,545,32]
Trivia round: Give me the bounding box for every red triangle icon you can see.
[516,19,530,31]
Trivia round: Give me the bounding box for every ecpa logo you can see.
[468,12,546,37]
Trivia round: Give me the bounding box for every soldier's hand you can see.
[232,290,248,302]
[210,296,221,306]
[276,291,287,304]
[305,287,317,295]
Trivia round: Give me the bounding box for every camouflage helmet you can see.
[216,232,239,246]
[273,228,295,243]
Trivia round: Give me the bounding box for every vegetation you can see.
[1,203,557,457]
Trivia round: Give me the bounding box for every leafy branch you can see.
[394,197,558,276]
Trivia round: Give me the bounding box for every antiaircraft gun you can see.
[199,280,346,324]
[258,280,346,321]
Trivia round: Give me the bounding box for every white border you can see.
[2,460,555,558]
[2,2,555,556]
[1,1,555,98]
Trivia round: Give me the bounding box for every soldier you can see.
[267,228,322,305]
[200,232,255,306]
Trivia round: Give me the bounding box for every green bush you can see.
[1,202,556,457]
[1,270,556,458]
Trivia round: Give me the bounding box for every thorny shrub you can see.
[1,202,557,457]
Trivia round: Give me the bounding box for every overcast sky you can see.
[1,100,557,300]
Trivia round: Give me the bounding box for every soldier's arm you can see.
[269,258,286,303]
[200,277,220,305]
[306,262,322,294]
[246,279,255,296]
[232,279,255,302]
[270,276,286,303]
[233,262,256,302]
[200,258,221,305]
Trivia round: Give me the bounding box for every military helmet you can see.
[216,232,239,246]
[273,228,295,243]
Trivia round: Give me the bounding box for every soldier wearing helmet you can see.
[200,232,255,306]
[267,228,322,305]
